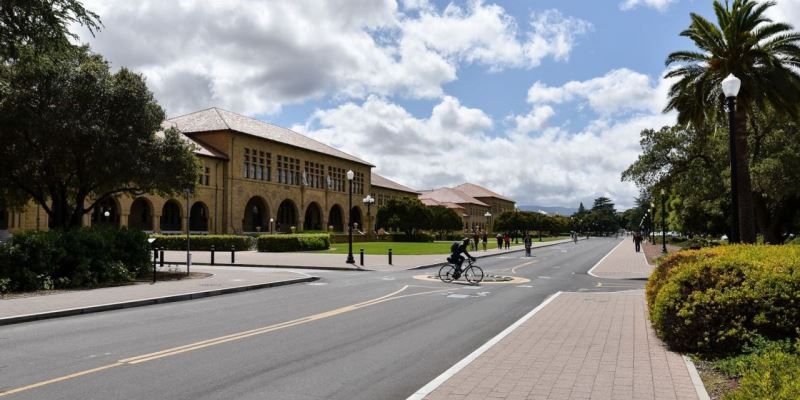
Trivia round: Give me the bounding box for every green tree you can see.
[428,206,463,238]
[664,0,800,243]
[0,0,101,59]
[0,45,199,229]
[374,197,432,236]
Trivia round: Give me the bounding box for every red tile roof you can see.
[164,107,373,166]
[419,187,488,207]
[453,183,514,202]
[371,174,418,194]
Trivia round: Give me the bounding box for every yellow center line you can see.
[1,284,449,398]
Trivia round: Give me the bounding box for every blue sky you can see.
[74,0,799,209]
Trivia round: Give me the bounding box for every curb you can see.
[409,238,583,270]
[407,291,564,399]
[683,355,711,400]
[167,262,370,272]
[0,276,319,326]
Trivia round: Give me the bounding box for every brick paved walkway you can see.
[418,291,700,400]
[587,239,654,279]
[413,237,707,400]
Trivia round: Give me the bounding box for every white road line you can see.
[406,292,564,400]
[587,239,626,277]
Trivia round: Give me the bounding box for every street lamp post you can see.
[484,211,492,233]
[362,194,374,235]
[184,187,192,275]
[722,73,741,243]
[650,202,656,245]
[269,217,274,234]
[346,170,355,264]
[661,188,667,253]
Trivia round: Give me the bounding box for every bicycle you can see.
[438,259,484,284]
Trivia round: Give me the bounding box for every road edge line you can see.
[406,291,564,400]
[586,238,626,277]
[682,355,711,400]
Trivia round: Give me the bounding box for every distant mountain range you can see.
[518,205,577,216]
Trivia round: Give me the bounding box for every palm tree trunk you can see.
[735,110,756,243]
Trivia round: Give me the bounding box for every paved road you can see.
[0,238,640,400]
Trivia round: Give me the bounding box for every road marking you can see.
[407,292,564,400]
[381,276,395,280]
[537,276,552,279]
[517,285,533,288]
[587,239,626,277]
[446,294,470,299]
[307,282,327,286]
[0,285,452,397]
[511,260,537,274]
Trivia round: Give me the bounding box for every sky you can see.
[71,0,800,209]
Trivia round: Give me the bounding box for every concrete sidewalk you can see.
[160,238,579,272]
[0,266,317,326]
[588,239,654,279]
[411,239,708,400]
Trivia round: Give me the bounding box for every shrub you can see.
[0,227,150,292]
[150,234,254,251]
[648,245,800,354]
[256,234,330,252]
[724,348,800,399]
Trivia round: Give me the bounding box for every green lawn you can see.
[314,236,569,255]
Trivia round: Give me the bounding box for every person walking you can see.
[482,231,488,251]
[472,230,480,251]
[496,233,502,250]
[503,232,510,249]
[633,231,643,252]
[524,233,532,257]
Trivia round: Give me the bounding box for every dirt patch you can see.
[693,358,738,400]
[640,241,681,266]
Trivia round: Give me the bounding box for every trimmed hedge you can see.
[0,228,150,292]
[725,347,800,400]
[151,234,254,251]
[256,234,330,252]
[647,245,800,354]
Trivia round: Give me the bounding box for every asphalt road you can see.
[0,237,641,400]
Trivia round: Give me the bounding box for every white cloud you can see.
[619,0,677,12]
[296,82,676,209]
[73,0,589,116]
[766,0,800,31]
[525,68,670,116]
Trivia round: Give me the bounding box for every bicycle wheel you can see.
[465,265,484,284]
[438,264,456,283]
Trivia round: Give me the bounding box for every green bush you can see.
[724,348,800,399]
[648,245,800,354]
[0,227,150,292]
[151,234,254,251]
[256,234,330,252]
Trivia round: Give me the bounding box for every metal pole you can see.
[159,248,164,267]
[661,195,667,253]
[360,248,364,266]
[231,245,235,264]
[210,245,215,265]
[153,248,157,283]
[186,190,191,275]
[727,96,740,243]
[346,180,355,264]
[388,248,392,265]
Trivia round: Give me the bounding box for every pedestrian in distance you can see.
[482,231,488,251]
[524,233,532,257]
[496,233,502,250]
[472,230,480,251]
[633,231,643,252]
[503,232,510,249]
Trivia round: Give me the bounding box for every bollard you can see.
[388,248,393,265]
[210,245,215,265]
[153,248,158,283]
[159,248,165,267]
[360,248,364,266]
[231,245,235,264]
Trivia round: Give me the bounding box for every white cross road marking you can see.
[517,285,533,288]
[475,292,490,297]
[382,277,395,280]
[446,294,471,299]
[307,282,327,286]
[537,276,552,279]
[231,279,245,282]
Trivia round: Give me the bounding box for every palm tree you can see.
[664,0,800,243]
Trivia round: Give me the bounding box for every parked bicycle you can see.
[438,259,484,284]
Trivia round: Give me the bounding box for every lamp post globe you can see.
[345,170,355,264]
[722,73,741,243]
[362,194,374,234]
[484,211,491,233]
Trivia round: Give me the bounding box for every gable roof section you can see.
[419,187,488,207]
[371,174,419,194]
[453,183,514,202]
[164,107,373,167]
[157,129,228,160]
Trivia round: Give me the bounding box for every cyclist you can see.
[447,238,476,279]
